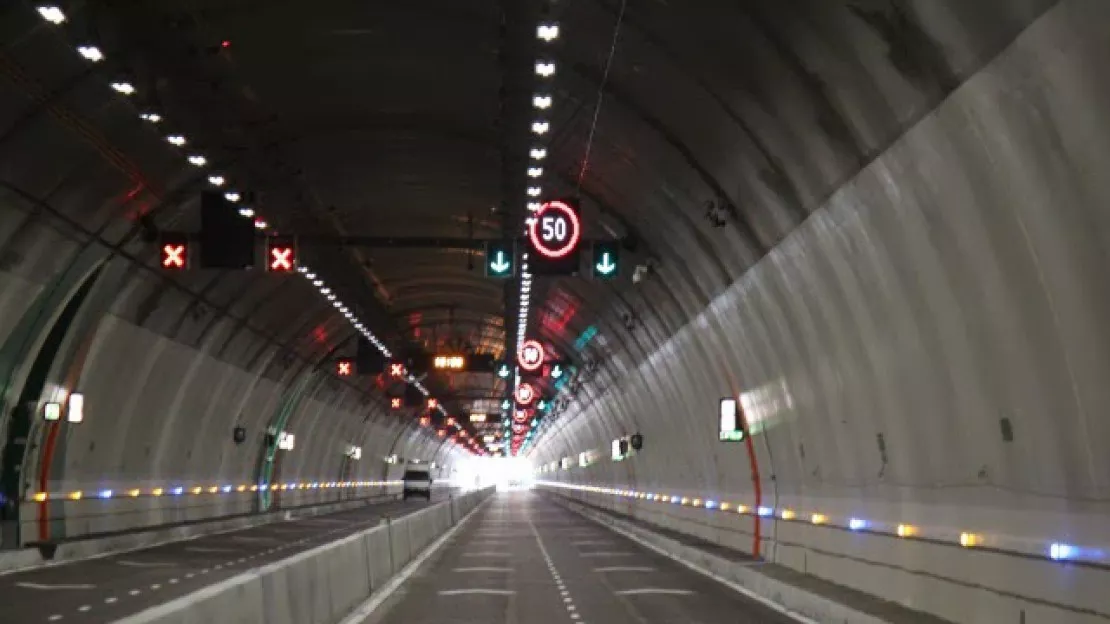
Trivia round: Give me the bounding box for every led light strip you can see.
[27,480,403,502]
[32,5,460,426]
[507,19,561,459]
[537,481,1102,565]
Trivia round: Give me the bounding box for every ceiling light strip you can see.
[507,18,561,458]
[34,4,451,430]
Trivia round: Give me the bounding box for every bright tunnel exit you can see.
[453,456,534,491]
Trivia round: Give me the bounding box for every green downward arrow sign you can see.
[595,252,616,275]
[485,241,515,277]
[592,242,619,278]
[490,251,511,274]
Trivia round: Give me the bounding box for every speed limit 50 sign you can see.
[527,199,582,274]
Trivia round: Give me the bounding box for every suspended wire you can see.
[575,0,628,194]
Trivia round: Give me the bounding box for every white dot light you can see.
[527,187,542,197]
[208,175,225,186]
[530,148,547,160]
[110,82,136,95]
[77,46,104,62]
[140,112,162,123]
[531,121,549,135]
[238,207,255,218]
[37,6,66,24]
[167,135,186,147]
[188,155,207,167]
[527,167,543,178]
[535,62,556,77]
[537,24,560,42]
[224,191,241,202]
[533,95,552,110]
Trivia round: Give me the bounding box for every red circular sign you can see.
[518,339,545,371]
[515,383,536,405]
[513,409,531,423]
[528,200,581,259]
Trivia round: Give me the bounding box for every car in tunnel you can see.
[402,464,433,501]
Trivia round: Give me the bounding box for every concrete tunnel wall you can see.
[0,246,460,542]
[533,3,1110,624]
[0,72,463,547]
[0,247,459,543]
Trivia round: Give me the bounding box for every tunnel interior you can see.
[2,1,1109,622]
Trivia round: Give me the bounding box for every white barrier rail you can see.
[116,488,494,624]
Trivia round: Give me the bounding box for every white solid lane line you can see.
[592,566,656,572]
[15,582,95,590]
[452,567,513,572]
[437,589,516,596]
[613,588,695,596]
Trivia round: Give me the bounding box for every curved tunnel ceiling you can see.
[0,0,1062,453]
[9,1,1110,620]
[0,0,1059,451]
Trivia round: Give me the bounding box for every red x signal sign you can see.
[336,359,353,376]
[427,398,438,409]
[160,234,189,270]
[390,397,402,410]
[266,238,296,272]
[389,362,405,379]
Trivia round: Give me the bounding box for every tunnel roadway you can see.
[358,490,797,624]
[0,492,453,623]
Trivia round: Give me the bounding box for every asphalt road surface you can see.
[360,490,799,624]
[0,492,451,623]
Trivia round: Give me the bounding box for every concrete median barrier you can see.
[116,488,493,624]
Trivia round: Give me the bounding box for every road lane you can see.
[363,491,801,624]
[1,492,453,623]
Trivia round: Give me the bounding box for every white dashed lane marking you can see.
[530,516,585,624]
[614,588,694,596]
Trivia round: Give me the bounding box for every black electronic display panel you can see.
[199,191,255,269]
